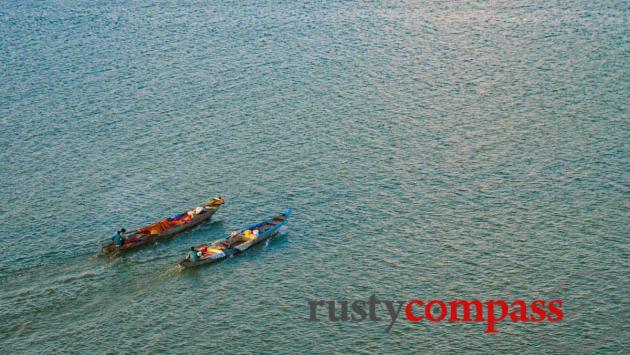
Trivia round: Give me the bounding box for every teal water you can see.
[1,0,628,353]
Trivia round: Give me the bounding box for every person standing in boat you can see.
[188,247,200,262]
[113,228,126,246]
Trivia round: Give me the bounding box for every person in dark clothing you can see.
[188,246,200,262]
[113,228,126,246]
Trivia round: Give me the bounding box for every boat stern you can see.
[176,259,190,270]
[99,240,115,254]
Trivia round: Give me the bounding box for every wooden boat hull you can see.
[177,209,291,269]
[100,197,224,256]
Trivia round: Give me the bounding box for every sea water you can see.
[0,1,627,353]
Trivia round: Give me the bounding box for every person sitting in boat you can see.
[113,228,126,246]
[188,247,200,263]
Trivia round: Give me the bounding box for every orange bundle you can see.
[139,218,177,235]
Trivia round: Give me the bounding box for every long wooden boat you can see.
[177,209,291,269]
[100,197,225,256]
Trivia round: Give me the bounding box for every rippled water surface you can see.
[1,0,628,353]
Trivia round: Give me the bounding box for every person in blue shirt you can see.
[188,247,200,262]
[113,228,126,246]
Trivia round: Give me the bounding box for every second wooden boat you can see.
[177,209,291,269]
